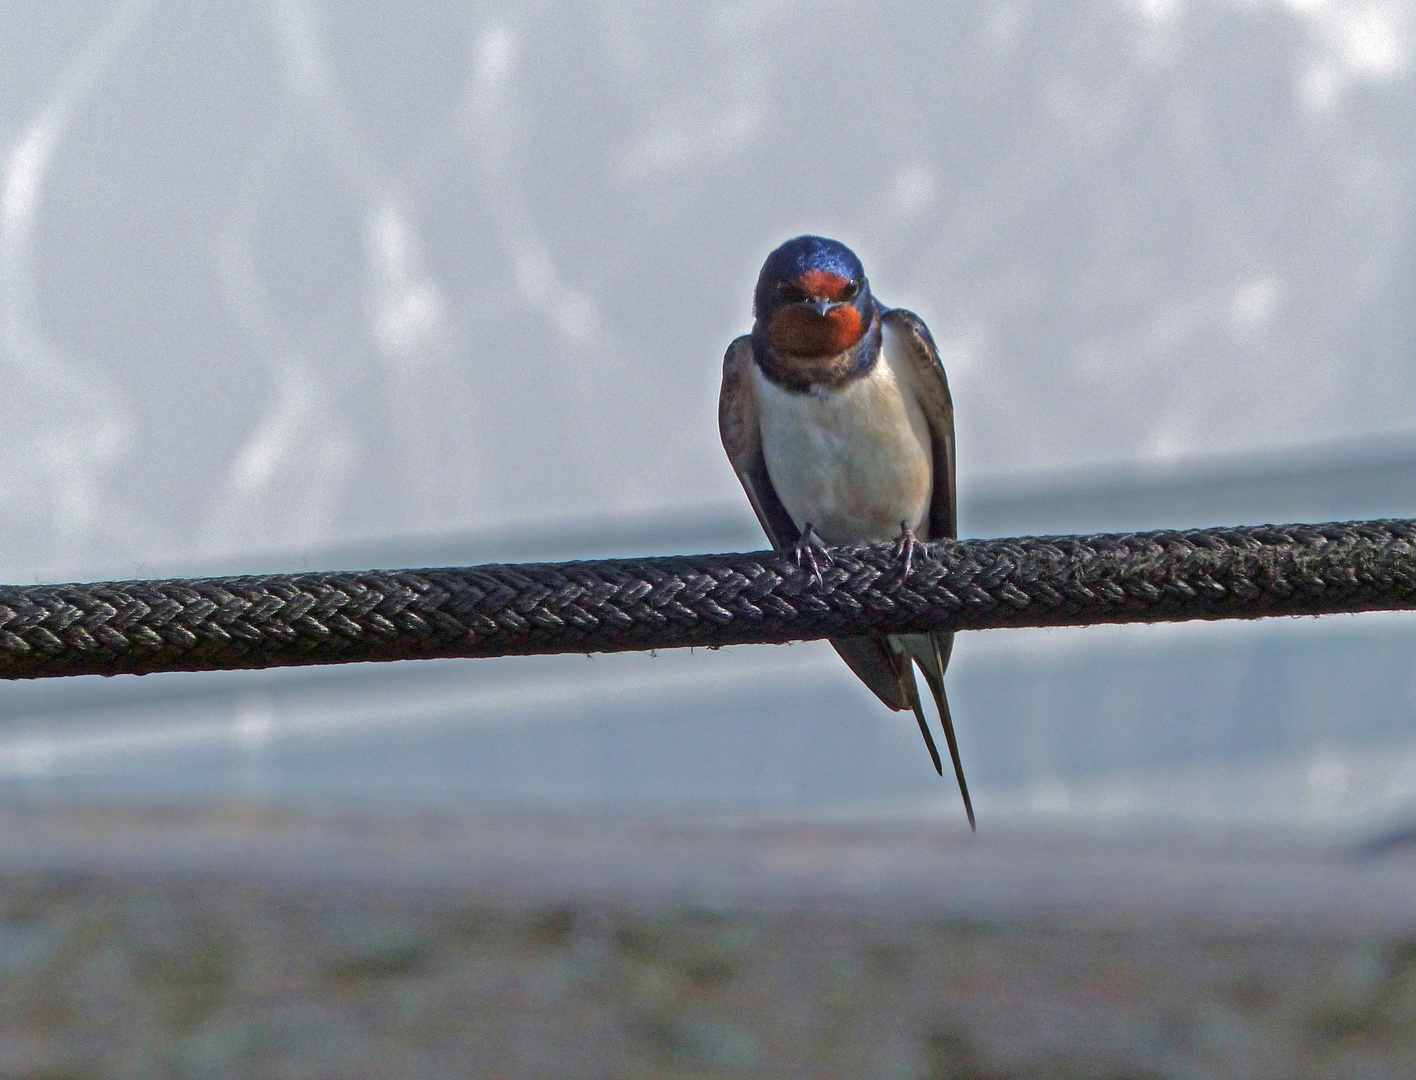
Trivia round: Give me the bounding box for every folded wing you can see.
[882,308,973,828]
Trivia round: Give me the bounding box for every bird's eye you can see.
[841,280,860,300]
[777,283,806,302]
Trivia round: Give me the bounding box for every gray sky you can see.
[3,0,1415,581]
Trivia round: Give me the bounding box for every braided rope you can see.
[1,519,1414,680]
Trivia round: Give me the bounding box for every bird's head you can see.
[753,235,876,360]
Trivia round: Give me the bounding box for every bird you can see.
[718,235,973,828]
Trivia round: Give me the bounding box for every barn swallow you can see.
[719,235,973,828]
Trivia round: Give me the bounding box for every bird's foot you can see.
[894,521,923,579]
[793,525,833,588]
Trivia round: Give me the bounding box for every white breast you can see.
[753,326,934,546]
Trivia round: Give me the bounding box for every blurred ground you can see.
[0,802,1414,1078]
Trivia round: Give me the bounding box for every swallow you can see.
[719,235,973,828]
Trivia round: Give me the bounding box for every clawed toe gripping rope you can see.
[1,520,1414,680]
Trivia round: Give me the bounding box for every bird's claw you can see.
[894,521,922,579]
[793,525,833,588]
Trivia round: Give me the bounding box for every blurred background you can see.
[3,0,1416,838]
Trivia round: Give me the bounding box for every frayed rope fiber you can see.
[2,519,1415,680]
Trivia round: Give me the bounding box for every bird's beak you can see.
[804,298,838,317]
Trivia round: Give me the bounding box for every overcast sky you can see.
[3,0,1415,581]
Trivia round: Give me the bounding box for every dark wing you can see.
[830,636,915,716]
[882,309,973,827]
[882,308,955,540]
[718,335,800,550]
[718,335,917,717]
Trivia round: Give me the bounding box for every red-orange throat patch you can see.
[768,303,865,357]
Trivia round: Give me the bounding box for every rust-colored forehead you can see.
[794,269,852,300]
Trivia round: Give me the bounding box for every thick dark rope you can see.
[1,519,1414,681]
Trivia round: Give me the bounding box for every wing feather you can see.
[718,336,800,550]
[882,308,956,540]
[882,309,973,823]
